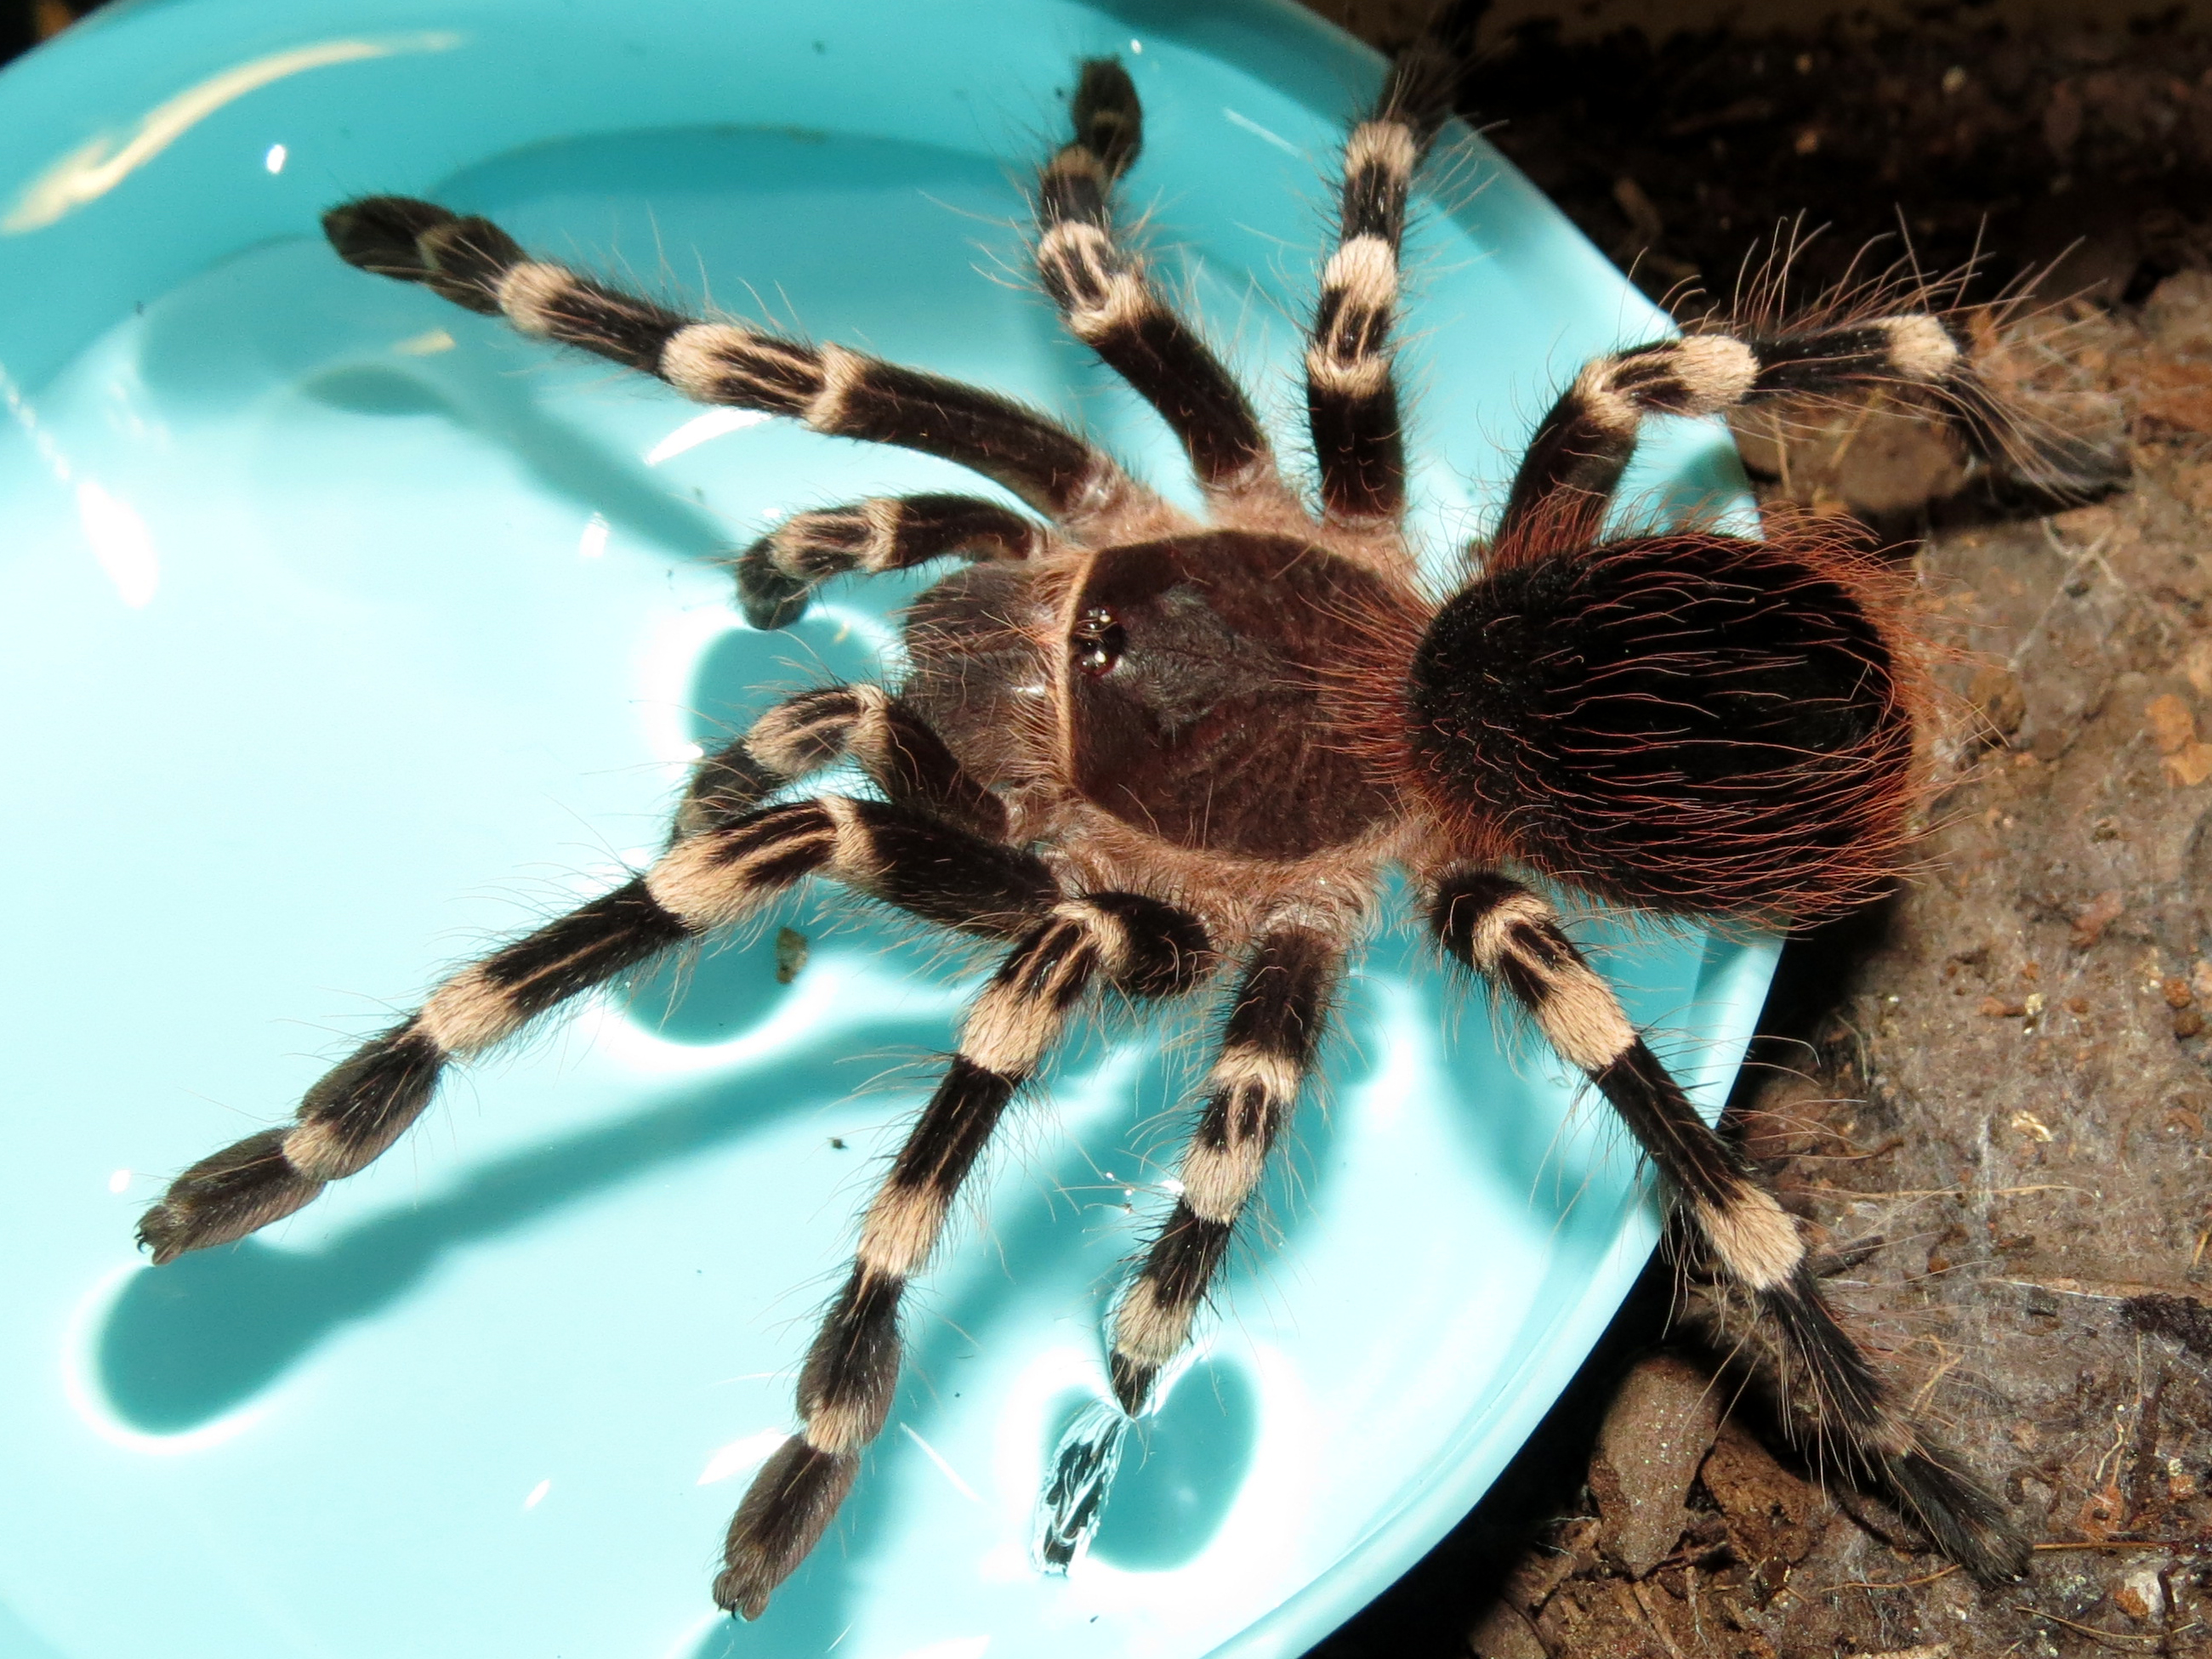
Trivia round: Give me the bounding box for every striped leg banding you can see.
[140,801,1064,1264]
[1305,26,1463,523]
[1430,869,1808,1292]
[733,493,1043,631]
[1034,61,1273,493]
[652,796,1061,942]
[1498,311,2079,545]
[1108,926,1339,1415]
[136,872,696,1264]
[680,684,1009,843]
[321,197,1139,522]
[1429,866,2028,1583]
[718,892,1210,1618]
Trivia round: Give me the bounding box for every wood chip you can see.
[1468,1599,1550,1659]
[1589,1355,1723,1577]
[2071,890,2125,948]
[2137,357,2212,433]
[2169,742,2212,786]
[2148,693,2197,753]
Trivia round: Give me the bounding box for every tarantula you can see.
[136,37,2072,1622]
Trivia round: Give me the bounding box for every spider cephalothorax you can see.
[136,33,2101,1625]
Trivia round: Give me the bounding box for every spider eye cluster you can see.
[1406,530,1922,922]
[1072,605,1127,676]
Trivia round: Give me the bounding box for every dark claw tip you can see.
[711,1568,772,1622]
[134,1212,181,1264]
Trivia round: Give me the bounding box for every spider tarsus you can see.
[321,196,519,315]
[1692,1259,2031,1585]
[1034,1406,1129,1570]
[135,1128,325,1264]
[733,542,814,629]
[714,1437,859,1619]
[1379,0,1481,137]
[1953,376,2134,504]
[674,740,782,842]
[1885,1443,2033,1586]
[320,195,458,281]
[1071,59,1142,179]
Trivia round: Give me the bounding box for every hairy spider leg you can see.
[717,891,1211,1618]
[1033,60,1276,497]
[681,683,1011,842]
[1426,868,2030,1584]
[136,797,1061,1264]
[137,679,1065,1264]
[320,197,1167,537]
[1304,26,1465,525]
[734,492,1044,630]
[1106,924,1341,1415]
[1497,312,2048,548]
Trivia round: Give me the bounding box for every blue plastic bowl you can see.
[0,3,1777,1656]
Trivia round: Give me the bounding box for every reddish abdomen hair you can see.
[1402,514,1930,923]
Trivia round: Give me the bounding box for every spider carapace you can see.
[135,30,2104,1625]
[925,529,1402,863]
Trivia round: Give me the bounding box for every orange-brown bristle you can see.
[1403,511,1933,923]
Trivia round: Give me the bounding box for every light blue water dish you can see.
[0,3,1780,1656]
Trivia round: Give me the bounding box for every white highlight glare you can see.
[263,142,287,173]
[697,1429,788,1486]
[1222,107,1302,156]
[0,356,73,484]
[77,479,157,607]
[1129,37,1143,52]
[106,1168,130,1194]
[896,1639,990,1659]
[645,406,770,466]
[900,1424,982,1503]
[522,1479,551,1510]
[578,514,609,560]
[6,32,463,231]
[394,328,453,356]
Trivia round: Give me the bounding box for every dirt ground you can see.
[1295,5,2212,1656]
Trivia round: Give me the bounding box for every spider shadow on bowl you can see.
[94,986,941,1433]
[683,1074,1276,1657]
[131,236,736,568]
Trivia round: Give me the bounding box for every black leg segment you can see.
[1033,62,1273,493]
[323,197,1137,522]
[716,890,1211,1617]
[1427,866,2029,1583]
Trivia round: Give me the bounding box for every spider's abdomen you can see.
[1062,531,1396,861]
[1406,527,1923,922]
